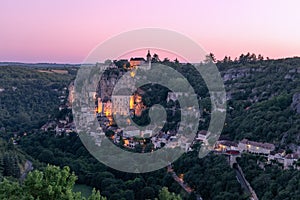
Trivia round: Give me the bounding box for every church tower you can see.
[146,50,151,70]
[146,50,151,63]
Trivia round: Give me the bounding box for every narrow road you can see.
[233,165,251,195]
[167,165,193,193]
[20,160,33,182]
[233,163,259,200]
[167,165,203,199]
[220,153,258,200]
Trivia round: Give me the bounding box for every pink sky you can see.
[1,0,300,63]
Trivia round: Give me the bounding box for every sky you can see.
[1,0,300,63]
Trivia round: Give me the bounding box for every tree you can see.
[152,54,160,63]
[144,143,154,153]
[0,165,106,200]
[7,138,15,151]
[209,53,216,62]
[204,53,216,63]
[105,130,115,138]
[3,153,20,178]
[142,186,155,199]
[134,144,143,153]
[162,58,171,65]
[123,190,134,200]
[23,165,105,200]
[88,188,106,200]
[0,178,29,200]
[0,156,4,180]
[104,60,112,65]
[257,54,264,61]
[158,187,182,200]
[24,165,78,200]
[37,149,55,163]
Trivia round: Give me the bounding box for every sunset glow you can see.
[1,0,300,63]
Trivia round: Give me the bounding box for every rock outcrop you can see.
[291,93,300,114]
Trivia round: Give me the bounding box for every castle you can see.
[96,51,151,120]
[129,50,152,70]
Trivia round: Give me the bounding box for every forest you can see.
[0,55,300,199]
[237,154,300,200]
[0,66,75,133]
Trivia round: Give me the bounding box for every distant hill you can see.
[0,62,80,68]
[0,57,299,148]
[0,65,76,134]
[218,57,300,148]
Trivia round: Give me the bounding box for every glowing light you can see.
[130,95,134,109]
[104,101,112,116]
[135,94,142,103]
[124,139,129,145]
[97,98,102,113]
[130,70,136,77]
[179,174,184,179]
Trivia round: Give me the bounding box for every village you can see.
[40,51,300,172]
[213,136,300,170]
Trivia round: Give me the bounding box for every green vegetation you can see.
[0,165,106,200]
[0,138,27,180]
[158,187,181,200]
[237,154,300,200]
[0,66,75,134]
[224,94,300,145]
[18,131,182,199]
[173,153,244,200]
[135,55,300,146]
[73,184,94,198]
[0,56,300,199]
[218,56,300,145]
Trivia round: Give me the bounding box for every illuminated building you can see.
[95,51,152,125]
[97,97,103,113]
[130,57,146,67]
[238,139,275,154]
[129,50,152,70]
[112,95,131,116]
[215,140,238,151]
[103,100,112,116]
[130,96,134,109]
[97,95,137,117]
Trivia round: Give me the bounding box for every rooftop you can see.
[218,140,238,147]
[198,130,208,136]
[285,153,299,159]
[130,57,146,61]
[240,139,275,150]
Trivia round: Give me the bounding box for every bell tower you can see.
[146,50,151,63]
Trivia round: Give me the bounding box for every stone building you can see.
[238,139,275,154]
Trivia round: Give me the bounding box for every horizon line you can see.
[1,55,300,66]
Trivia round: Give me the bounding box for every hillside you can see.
[0,66,76,134]
[218,57,300,149]
[0,57,299,199]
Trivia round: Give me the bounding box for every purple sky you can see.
[1,0,300,63]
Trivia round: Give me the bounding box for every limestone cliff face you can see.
[291,93,300,114]
[222,68,252,82]
[97,70,124,101]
